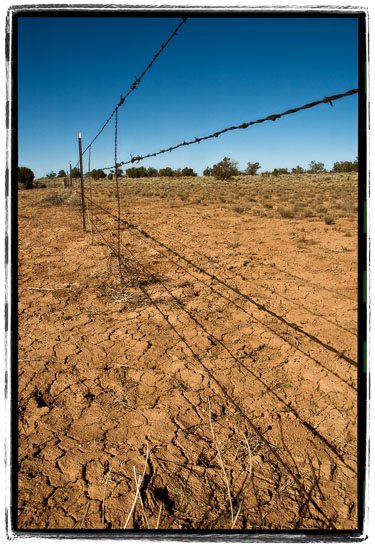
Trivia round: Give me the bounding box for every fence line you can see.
[65,23,359,529]
[98,88,358,170]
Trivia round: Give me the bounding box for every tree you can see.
[272,168,289,177]
[181,167,197,177]
[245,162,261,175]
[107,173,113,180]
[212,157,239,181]
[332,159,358,173]
[90,169,106,180]
[147,167,158,177]
[126,166,147,178]
[18,166,35,189]
[291,165,305,174]
[158,167,175,177]
[115,167,124,177]
[71,167,81,178]
[308,160,325,174]
[203,167,212,177]
[58,170,66,177]
[46,171,56,178]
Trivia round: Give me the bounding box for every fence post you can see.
[69,161,72,188]
[78,131,86,232]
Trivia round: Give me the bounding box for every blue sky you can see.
[17,15,359,178]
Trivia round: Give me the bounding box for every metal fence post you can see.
[69,161,72,188]
[78,131,86,232]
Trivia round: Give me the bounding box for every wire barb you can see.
[98,88,358,171]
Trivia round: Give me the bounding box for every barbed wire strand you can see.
[98,88,358,171]
[73,17,187,168]
[114,107,125,292]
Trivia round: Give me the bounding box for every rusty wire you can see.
[74,17,187,168]
[114,107,125,292]
[98,88,358,170]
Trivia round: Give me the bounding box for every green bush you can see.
[90,169,106,180]
[158,167,175,178]
[147,167,158,177]
[291,165,305,174]
[245,162,261,175]
[332,159,358,173]
[272,168,289,177]
[18,166,35,189]
[181,167,197,177]
[71,167,81,179]
[126,166,147,178]
[212,157,239,181]
[308,161,325,174]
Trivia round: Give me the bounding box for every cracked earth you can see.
[17,184,358,531]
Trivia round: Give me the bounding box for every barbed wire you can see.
[98,88,358,171]
[74,17,187,168]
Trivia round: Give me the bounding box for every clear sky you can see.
[17,14,359,178]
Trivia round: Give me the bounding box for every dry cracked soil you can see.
[17,178,358,532]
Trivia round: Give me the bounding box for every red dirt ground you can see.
[17,182,358,531]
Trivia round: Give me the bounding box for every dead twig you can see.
[123,443,149,529]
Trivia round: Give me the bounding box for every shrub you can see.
[332,159,358,173]
[324,214,335,225]
[126,166,148,178]
[107,173,113,180]
[181,167,197,177]
[58,170,66,177]
[90,169,106,180]
[147,167,158,177]
[245,161,261,175]
[272,168,289,177]
[291,165,305,174]
[308,161,325,174]
[158,167,175,178]
[203,167,213,177]
[212,157,239,181]
[71,167,81,179]
[18,166,35,189]
[278,206,296,218]
[46,171,56,178]
[232,205,245,214]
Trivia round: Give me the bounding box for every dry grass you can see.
[82,173,357,222]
